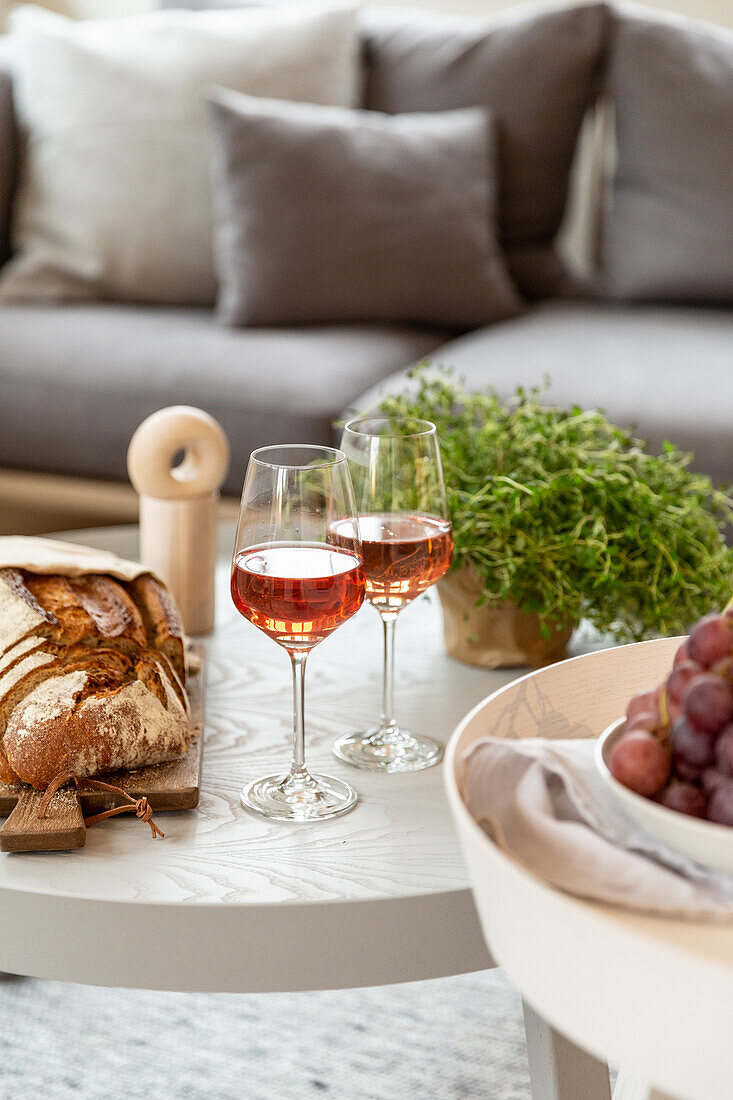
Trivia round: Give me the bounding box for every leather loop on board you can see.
[39,771,165,839]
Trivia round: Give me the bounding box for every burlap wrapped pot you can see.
[437,566,573,669]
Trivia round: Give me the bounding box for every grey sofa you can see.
[0,2,731,500]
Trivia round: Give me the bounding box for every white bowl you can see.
[596,717,733,874]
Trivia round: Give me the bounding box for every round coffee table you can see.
[0,524,616,1100]
[0,524,502,993]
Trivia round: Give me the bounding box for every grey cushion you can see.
[362,3,609,299]
[205,89,521,329]
[600,7,733,303]
[355,301,733,486]
[157,0,609,299]
[0,37,15,267]
[0,304,447,494]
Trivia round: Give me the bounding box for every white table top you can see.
[0,525,515,992]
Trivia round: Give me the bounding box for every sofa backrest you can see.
[360,3,610,299]
[0,2,610,295]
[0,36,14,268]
[598,1,733,304]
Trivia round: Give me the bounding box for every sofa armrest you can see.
[0,36,16,269]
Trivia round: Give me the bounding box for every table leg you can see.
[522,999,612,1100]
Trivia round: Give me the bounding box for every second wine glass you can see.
[332,417,453,772]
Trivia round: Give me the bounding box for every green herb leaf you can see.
[368,365,733,642]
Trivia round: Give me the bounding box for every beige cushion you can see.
[600,5,733,302]
[205,89,522,328]
[0,4,358,306]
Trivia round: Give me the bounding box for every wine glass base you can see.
[240,771,357,822]
[332,729,444,773]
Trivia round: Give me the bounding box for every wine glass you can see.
[332,417,453,772]
[231,445,365,821]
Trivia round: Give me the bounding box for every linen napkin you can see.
[0,535,158,583]
[461,737,733,919]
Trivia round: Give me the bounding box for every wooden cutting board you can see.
[0,645,205,853]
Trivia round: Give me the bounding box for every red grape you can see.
[660,784,706,818]
[616,607,733,825]
[671,717,716,768]
[707,781,733,826]
[665,697,683,725]
[625,712,662,736]
[687,614,732,667]
[702,767,728,795]
[712,656,733,682]
[626,691,661,726]
[666,700,683,725]
[675,758,703,782]
[683,674,733,733]
[666,662,702,705]
[609,731,671,797]
[715,723,733,775]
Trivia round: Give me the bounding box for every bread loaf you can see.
[0,569,190,788]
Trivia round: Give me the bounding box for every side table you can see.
[447,639,733,1100]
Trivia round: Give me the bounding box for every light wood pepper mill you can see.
[127,406,230,635]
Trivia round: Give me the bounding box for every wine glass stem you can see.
[289,650,309,777]
[379,612,399,735]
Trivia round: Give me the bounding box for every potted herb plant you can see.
[376,368,733,668]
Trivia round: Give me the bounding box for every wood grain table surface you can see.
[0,524,517,993]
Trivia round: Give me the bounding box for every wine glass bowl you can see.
[333,418,453,772]
[231,445,365,821]
[331,512,453,613]
[231,542,365,650]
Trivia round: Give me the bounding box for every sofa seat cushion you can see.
[0,304,448,495]
[355,301,733,486]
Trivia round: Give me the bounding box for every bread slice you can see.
[0,649,59,714]
[0,636,52,677]
[0,649,68,785]
[153,652,189,715]
[127,575,185,682]
[0,568,58,656]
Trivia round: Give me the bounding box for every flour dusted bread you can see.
[4,653,188,788]
[0,556,190,789]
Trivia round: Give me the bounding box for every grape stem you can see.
[658,685,670,729]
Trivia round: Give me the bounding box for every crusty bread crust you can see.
[5,669,189,788]
[127,575,185,680]
[0,568,56,656]
[0,570,190,788]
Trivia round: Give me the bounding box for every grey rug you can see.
[0,969,530,1099]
